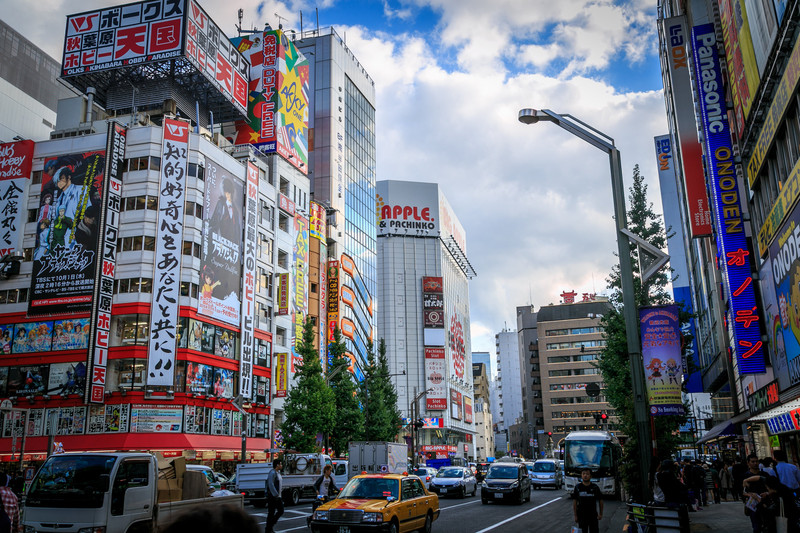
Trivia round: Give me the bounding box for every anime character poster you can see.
[198,159,244,327]
[214,327,237,359]
[201,323,216,353]
[8,365,49,396]
[0,325,13,355]
[212,367,236,398]
[47,362,87,395]
[186,362,213,395]
[52,318,90,350]
[639,305,684,415]
[29,151,105,313]
[769,204,800,387]
[187,319,204,351]
[12,321,53,353]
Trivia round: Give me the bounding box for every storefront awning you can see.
[749,398,800,422]
[696,411,749,444]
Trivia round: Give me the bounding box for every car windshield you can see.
[412,469,429,477]
[477,464,490,472]
[534,462,555,472]
[339,477,399,499]
[486,466,518,480]
[27,455,117,508]
[436,468,462,478]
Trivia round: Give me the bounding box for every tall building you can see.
[516,305,542,458]
[495,329,523,431]
[0,19,72,142]
[376,179,476,464]
[296,29,377,375]
[472,362,494,461]
[472,351,493,379]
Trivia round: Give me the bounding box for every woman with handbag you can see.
[764,475,799,533]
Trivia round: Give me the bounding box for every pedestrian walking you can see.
[764,475,800,533]
[720,460,733,501]
[265,458,284,533]
[774,450,800,491]
[763,457,778,478]
[0,473,20,533]
[705,462,720,504]
[572,468,603,533]
[732,457,748,502]
[744,453,774,533]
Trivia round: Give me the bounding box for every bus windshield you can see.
[26,455,117,508]
[565,440,614,478]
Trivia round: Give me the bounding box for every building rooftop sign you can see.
[61,0,248,122]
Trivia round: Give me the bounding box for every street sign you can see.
[529,438,534,446]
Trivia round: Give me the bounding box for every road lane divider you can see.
[474,496,563,533]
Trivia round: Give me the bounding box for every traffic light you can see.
[413,419,424,429]
[600,413,608,422]
[547,431,552,436]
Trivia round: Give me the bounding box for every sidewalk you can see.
[603,500,752,532]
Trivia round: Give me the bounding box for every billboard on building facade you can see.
[88,122,126,404]
[310,202,326,242]
[0,140,33,257]
[719,0,761,135]
[277,273,290,315]
[759,256,792,391]
[184,0,248,116]
[377,181,440,237]
[423,276,444,328]
[748,32,800,187]
[199,158,243,327]
[449,309,466,380]
[425,347,446,410]
[47,362,87,396]
[29,149,105,313]
[450,389,462,420]
[327,261,340,341]
[274,352,288,398]
[239,163,258,399]
[147,118,189,386]
[293,215,309,363]
[232,30,309,173]
[464,396,473,424]
[661,16,713,238]
[745,0,779,73]
[639,305,684,415]
[693,24,766,374]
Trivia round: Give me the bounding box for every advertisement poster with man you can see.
[199,159,244,327]
[769,205,800,387]
[29,150,105,313]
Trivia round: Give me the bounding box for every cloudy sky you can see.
[3,0,669,356]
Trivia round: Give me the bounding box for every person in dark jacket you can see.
[313,465,338,498]
[265,459,284,533]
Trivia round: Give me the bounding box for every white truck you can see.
[236,452,336,507]
[348,441,408,476]
[22,452,243,533]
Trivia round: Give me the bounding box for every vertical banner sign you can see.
[87,123,126,404]
[148,118,189,385]
[199,159,243,326]
[312,201,328,359]
[327,261,340,342]
[639,305,684,415]
[239,163,258,399]
[425,347,447,410]
[423,276,445,328]
[29,149,105,313]
[464,396,473,424]
[277,273,289,315]
[692,24,766,373]
[274,353,288,397]
[292,215,309,369]
[661,16,712,238]
[0,140,33,257]
[718,0,760,136]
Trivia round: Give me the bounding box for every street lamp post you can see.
[518,108,652,502]
[409,387,433,468]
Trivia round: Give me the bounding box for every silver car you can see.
[412,466,438,489]
[428,466,478,498]
[530,459,562,489]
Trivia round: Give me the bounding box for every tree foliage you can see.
[360,339,402,441]
[328,327,365,456]
[281,317,335,452]
[596,164,690,499]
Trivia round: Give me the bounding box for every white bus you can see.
[563,430,622,497]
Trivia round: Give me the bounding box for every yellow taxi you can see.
[308,472,440,533]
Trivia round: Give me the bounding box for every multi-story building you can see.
[376,179,476,464]
[0,19,72,143]
[516,305,542,458]
[296,29,377,376]
[472,351,493,379]
[495,330,523,432]
[472,362,494,461]
[536,297,616,449]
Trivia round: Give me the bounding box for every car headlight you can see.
[455,480,464,486]
[509,481,519,488]
[481,481,487,487]
[362,512,383,523]
[24,526,35,533]
[312,510,329,521]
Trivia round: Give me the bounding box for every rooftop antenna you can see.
[237,8,243,36]
[275,12,287,30]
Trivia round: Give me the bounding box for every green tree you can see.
[375,339,402,441]
[281,317,335,452]
[360,340,395,441]
[328,327,364,456]
[596,164,689,499]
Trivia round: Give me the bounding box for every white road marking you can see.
[283,509,311,516]
[440,499,482,510]
[474,496,562,533]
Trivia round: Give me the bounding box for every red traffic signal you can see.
[547,431,552,436]
[600,413,608,420]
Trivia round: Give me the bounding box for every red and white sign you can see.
[450,389,463,420]
[421,444,457,453]
[0,140,33,257]
[279,194,295,216]
[238,163,259,398]
[425,347,446,410]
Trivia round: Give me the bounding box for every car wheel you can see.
[472,485,477,497]
[481,498,489,505]
[421,512,433,533]
[284,488,300,506]
[388,519,399,533]
[460,486,466,499]
[525,488,531,502]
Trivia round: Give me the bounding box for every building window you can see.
[277,249,288,269]
[278,213,289,232]
[275,326,286,346]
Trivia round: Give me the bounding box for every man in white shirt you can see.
[265,458,284,533]
[774,450,800,490]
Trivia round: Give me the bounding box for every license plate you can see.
[337,527,350,533]
[494,492,503,498]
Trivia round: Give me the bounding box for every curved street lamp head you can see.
[518,108,558,125]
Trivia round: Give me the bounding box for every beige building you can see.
[472,362,494,461]
[536,298,619,451]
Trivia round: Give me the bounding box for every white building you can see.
[495,329,524,432]
[377,180,476,464]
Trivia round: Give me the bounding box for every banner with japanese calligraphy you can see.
[198,158,244,326]
[274,352,288,398]
[293,215,309,361]
[639,305,684,416]
[62,0,186,77]
[147,118,189,386]
[693,24,765,373]
[184,0,248,117]
[231,29,309,173]
[88,122,126,403]
[238,162,258,399]
[29,148,105,314]
[0,140,33,257]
